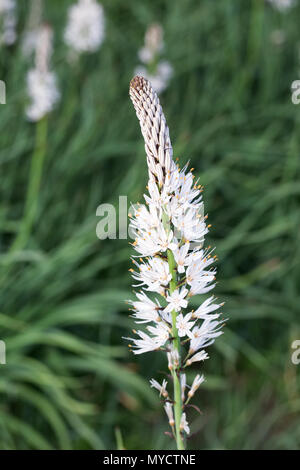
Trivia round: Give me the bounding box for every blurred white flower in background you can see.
[138,23,164,64]
[26,24,60,121]
[64,0,105,54]
[134,23,173,94]
[22,0,43,58]
[26,69,60,121]
[266,0,296,11]
[0,0,17,45]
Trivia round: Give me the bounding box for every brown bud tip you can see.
[130,75,148,92]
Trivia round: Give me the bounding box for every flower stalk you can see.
[11,117,48,252]
[167,248,185,449]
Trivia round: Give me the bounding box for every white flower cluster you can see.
[64,0,105,54]
[26,24,60,122]
[266,0,296,11]
[0,0,17,45]
[127,76,224,442]
[134,23,173,94]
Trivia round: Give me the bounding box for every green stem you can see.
[167,248,185,450]
[115,427,125,450]
[11,117,48,252]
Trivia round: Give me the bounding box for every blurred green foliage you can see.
[0,0,299,450]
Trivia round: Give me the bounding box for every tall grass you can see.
[0,0,299,449]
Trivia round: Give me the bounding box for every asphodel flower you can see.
[126,76,225,449]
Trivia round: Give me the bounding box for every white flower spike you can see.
[26,24,60,122]
[127,76,225,449]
